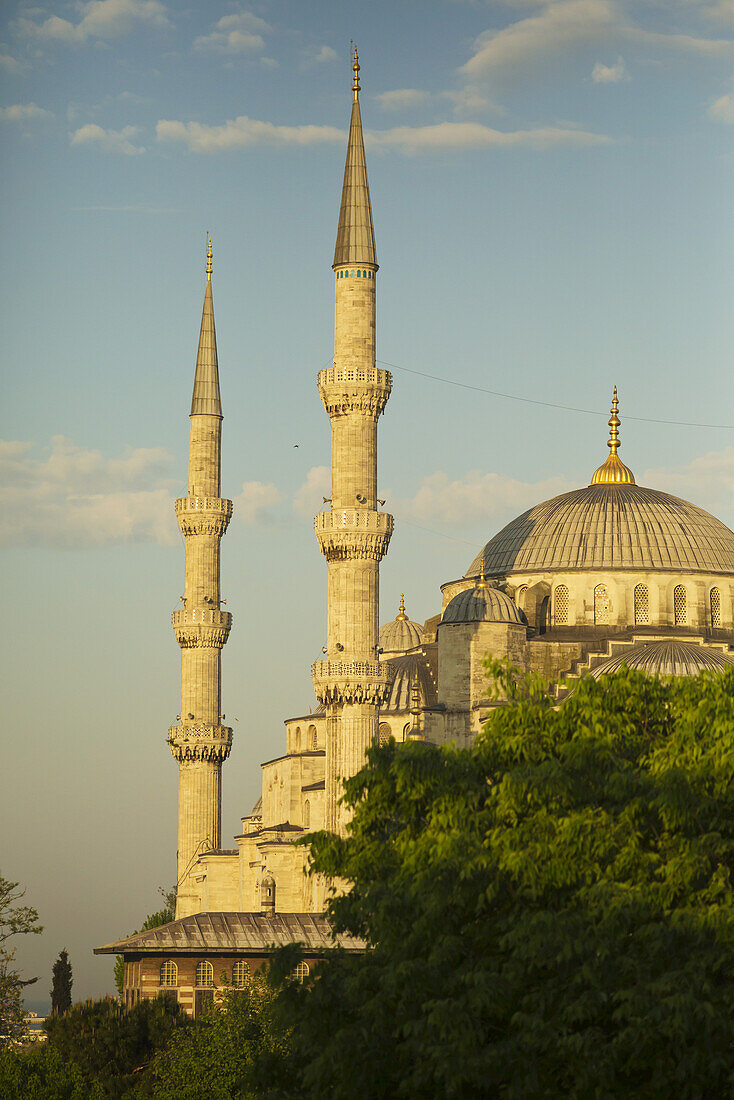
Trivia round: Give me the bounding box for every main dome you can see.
[466,484,734,578]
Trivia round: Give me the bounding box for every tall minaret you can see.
[312,50,393,834]
[168,237,233,918]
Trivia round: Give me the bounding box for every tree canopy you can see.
[0,874,42,1045]
[51,950,73,1017]
[278,663,734,1099]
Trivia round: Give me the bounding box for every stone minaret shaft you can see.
[169,240,233,918]
[312,51,393,834]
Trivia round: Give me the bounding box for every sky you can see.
[1,0,733,1007]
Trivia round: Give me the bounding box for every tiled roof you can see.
[95,912,365,955]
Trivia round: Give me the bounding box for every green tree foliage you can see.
[0,874,42,1046]
[277,664,734,1099]
[114,887,176,1000]
[50,949,73,1016]
[0,1041,104,1100]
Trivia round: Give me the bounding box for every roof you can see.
[442,584,527,626]
[333,98,377,268]
[379,616,422,653]
[95,912,365,956]
[190,274,222,417]
[466,484,734,577]
[589,638,734,679]
[382,651,438,712]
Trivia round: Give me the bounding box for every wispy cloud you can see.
[0,50,27,73]
[70,123,145,154]
[233,480,282,523]
[0,102,51,121]
[306,44,337,65]
[18,0,170,44]
[592,56,628,82]
[642,448,734,523]
[708,91,734,120]
[375,88,431,111]
[193,11,269,54]
[393,469,575,530]
[156,116,344,153]
[293,466,330,518]
[0,437,178,549]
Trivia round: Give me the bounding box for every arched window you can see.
[594,584,610,625]
[357,269,361,276]
[293,726,301,752]
[195,961,214,988]
[303,799,310,828]
[232,961,250,988]
[378,722,392,746]
[634,584,649,625]
[674,585,687,626]
[554,585,569,626]
[308,724,318,750]
[160,961,177,988]
[516,585,527,610]
[292,962,310,983]
[403,723,412,738]
[538,594,550,635]
[711,588,721,627]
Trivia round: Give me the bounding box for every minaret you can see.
[312,50,394,834]
[168,237,233,918]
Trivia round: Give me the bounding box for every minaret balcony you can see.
[176,497,233,537]
[317,367,392,419]
[312,658,394,707]
[315,509,393,562]
[172,608,232,649]
[168,722,233,764]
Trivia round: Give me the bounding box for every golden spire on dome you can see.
[206,234,212,280]
[396,593,408,621]
[477,561,488,588]
[590,386,636,486]
[352,44,360,100]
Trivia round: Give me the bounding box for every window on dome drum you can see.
[674,585,687,626]
[308,724,318,749]
[538,595,550,634]
[303,799,310,829]
[160,961,177,988]
[195,961,214,988]
[711,588,721,627]
[594,584,610,625]
[378,722,391,746]
[293,726,301,752]
[634,584,649,625]
[554,585,569,626]
[292,962,310,983]
[515,586,527,611]
[403,723,412,738]
[232,961,250,988]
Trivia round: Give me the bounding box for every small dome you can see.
[379,594,422,653]
[443,582,527,626]
[590,639,733,679]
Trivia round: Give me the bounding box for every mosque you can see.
[97,53,734,1015]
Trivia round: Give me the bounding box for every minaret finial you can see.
[590,386,635,486]
[206,234,212,280]
[352,44,360,100]
[396,594,407,621]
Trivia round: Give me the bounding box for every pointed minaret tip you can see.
[191,237,222,418]
[333,47,377,269]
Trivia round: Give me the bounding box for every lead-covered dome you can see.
[467,484,734,578]
[589,639,733,679]
[443,582,527,626]
[379,595,422,653]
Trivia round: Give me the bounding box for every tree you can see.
[275,664,734,1098]
[50,950,72,1016]
[114,886,176,999]
[0,874,42,1046]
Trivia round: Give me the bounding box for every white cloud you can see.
[293,466,330,518]
[0,102,51,121]
[442,87,500,116]
[233,480,282,524]
[0,51,27,73]
[70,123,145,154]
[375,88,431,111]
[18,0,169,44]
[709,91,734,121]
[156,116,344,153]
[394,470,575,529]
[642,448,734,522]
[309,44,337,64]
[194,11,269,54]
[592,56,627,82]
[0,436,178,548]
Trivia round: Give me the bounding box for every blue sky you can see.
[1,0,733,1003]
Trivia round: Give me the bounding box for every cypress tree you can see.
[50,948,72,1015]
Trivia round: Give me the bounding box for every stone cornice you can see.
[317,367,391,419]
[176,496,233,537]
[172,608,232,649]
[315,509,393,562]
[312,658,394,706]
[168,723,233,763]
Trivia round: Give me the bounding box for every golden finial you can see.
[396,593,408,622]
[408,672,424,740]
[590,386,636,486]
[477,561,487,589]
[206,234,212,279]
[352,43,360,100]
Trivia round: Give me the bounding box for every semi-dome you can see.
[467,392,734,579]
[382,651,437,712]
[379,594,422,652]
[443,579,527,626]
[589,639,733,679]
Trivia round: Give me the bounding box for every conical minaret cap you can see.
[333,47,377,269]
[191,236,222,417]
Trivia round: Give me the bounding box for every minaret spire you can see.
[313,55,393,837]
[169,240,233,918]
